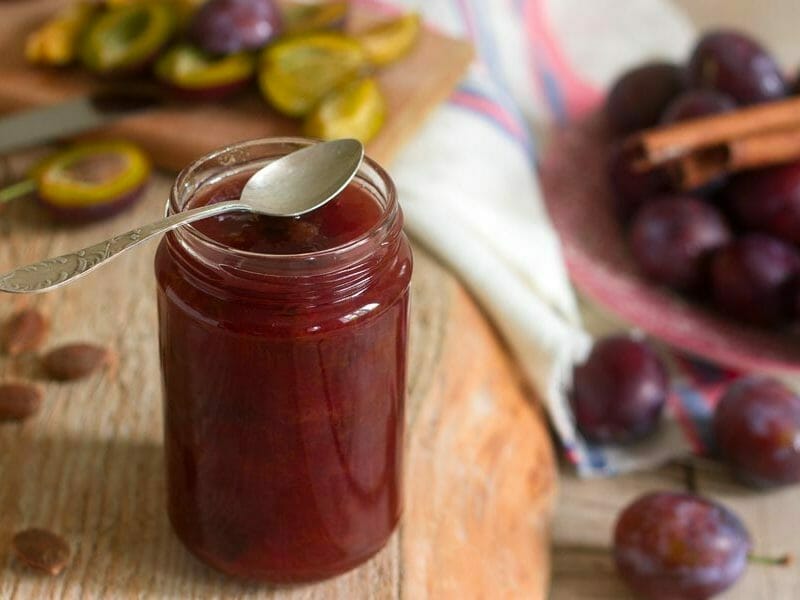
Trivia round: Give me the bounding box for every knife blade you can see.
[0,87,163,155]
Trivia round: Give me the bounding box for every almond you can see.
[0,382,42,421]
[2,308,48,355]
[42,343,114,381]
[12,528,71,576]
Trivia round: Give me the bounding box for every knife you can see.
[0,86,163,155]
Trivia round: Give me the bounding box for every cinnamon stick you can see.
[629,96,800,169]
[728,125,800,170]
[669,146,729,190]
[669,126,800,189]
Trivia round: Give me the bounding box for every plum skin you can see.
[37,181,149,224]
[713,376,800,487]
[660,89,736,124]
[614,491,751,600]
[727,161,800,245]
[189,0,281,55]
[629,196,731,292]
[607,144,672,220]
[570,336,668,444]
[687,29,786,104]
[605,62,684,134]
[710,234,800,326]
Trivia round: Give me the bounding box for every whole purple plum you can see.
[687,29,786,104]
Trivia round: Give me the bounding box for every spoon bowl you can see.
[0,138,365,294]
[241,138,364,216]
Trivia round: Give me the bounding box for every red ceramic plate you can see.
[539,114,800,375]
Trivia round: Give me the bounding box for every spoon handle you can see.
[0,200,248,294]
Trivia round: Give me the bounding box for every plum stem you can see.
[553,545,795,566]
[0,179,36,204]
[748,553,794,566]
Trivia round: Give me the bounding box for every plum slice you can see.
[304,77,386,143]
[33,140,151,223]
[355,13,421,67]
[80,3,176,75]
[258,32,367,117]
[155,44,256,100]
[25,2,97,67]
[280,0,348,35]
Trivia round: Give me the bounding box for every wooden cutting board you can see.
[0,0,474,170]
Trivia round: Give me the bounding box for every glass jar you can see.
[154,138,412,582]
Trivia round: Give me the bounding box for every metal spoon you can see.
[0,139,364,294]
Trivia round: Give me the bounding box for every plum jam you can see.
[154,139,412,582]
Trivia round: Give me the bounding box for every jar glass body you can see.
[154,138,412,582]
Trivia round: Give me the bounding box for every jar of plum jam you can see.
[154,138,412,582]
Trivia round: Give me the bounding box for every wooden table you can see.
[550,302,800,599]
[0,3,560,598]
[0,162,556,598]
[553,464,800,599]
[4,2,797,597]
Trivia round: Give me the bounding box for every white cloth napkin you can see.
[377,0,697,475]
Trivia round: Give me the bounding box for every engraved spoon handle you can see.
[0,200,249,294]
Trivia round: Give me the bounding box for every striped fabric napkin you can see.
[364,0,724,476]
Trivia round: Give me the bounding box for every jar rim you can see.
[168,137,399,263]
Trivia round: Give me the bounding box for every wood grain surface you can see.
[550,300,800,600]
[552,461,800,599]
[0,0,473,170]
[0,157,556,598]
[0,4,557,597]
